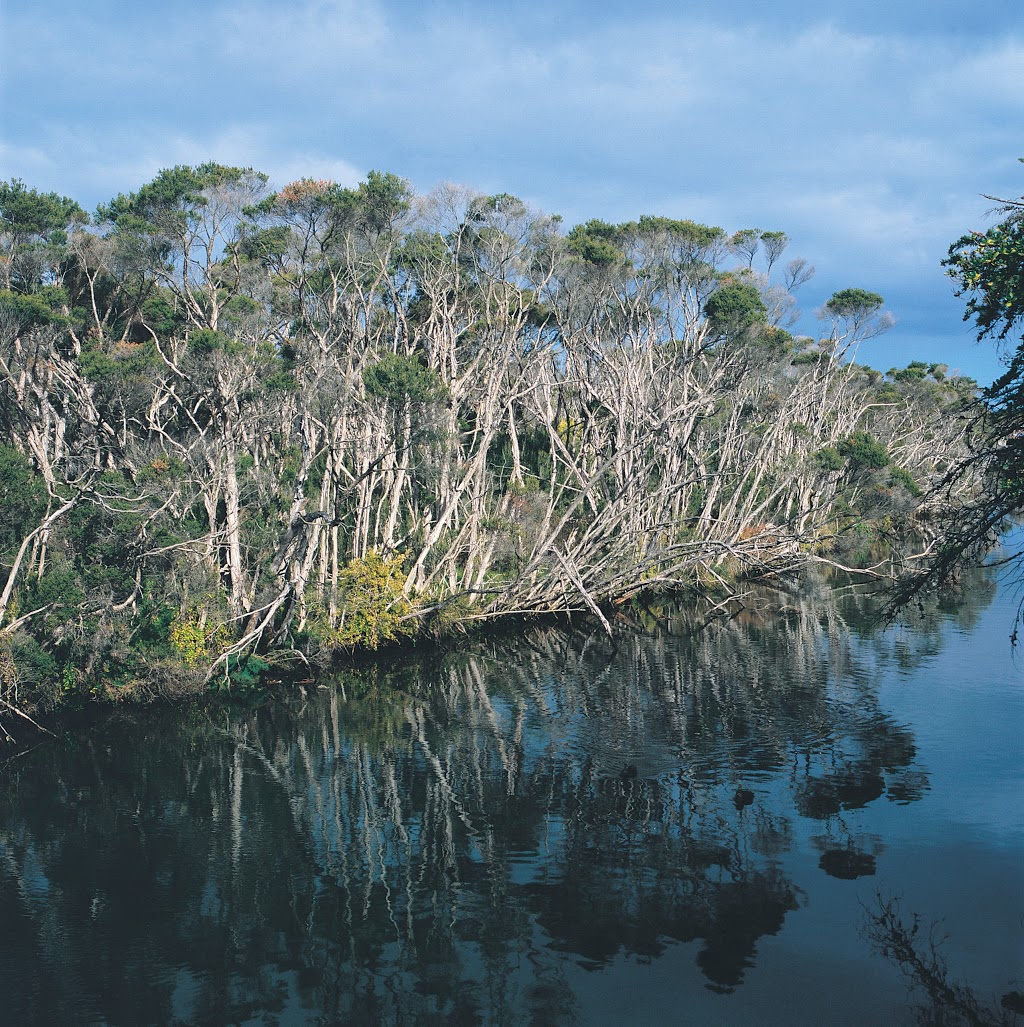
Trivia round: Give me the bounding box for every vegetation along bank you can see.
[0,165,980,737]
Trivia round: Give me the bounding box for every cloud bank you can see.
[2,0,1021,380]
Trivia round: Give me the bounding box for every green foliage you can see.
[264,369,299,392]
[889,466,922,497]
[223,653,271,690]
[76,347,117,385]
[0,289,66,328]
[8,632,57,691]
[265,171,412,239]
[0,179,85,237]
[820,288,894,343]
[939,175,1024,532]
[98,163,266,226]
[836,519,888,565]
[334,553,415,651]
[894,361,928,381]
[0,445,46,555]
[237,225,292,265]
[30,567,85,611]
[78,337,158,387]
[355,170,413,232]
[188,328,237,356]
[468,192,527,222]
[729,228,761,266]
[704,280,767,338]
[140,291,185,338]
[814,447,844,471]
[838,431,890,470]
[363,353,447,405]
[261,341,299,392]
[825,288,884,318]
[223,294,261,318]
[888,360,942,385]
[635,216,724,251]
[168,617,210,666]
[945,208,1024,343]
[760,230,789,268]
[567,220,626,266]
[756,325,793,359]
[0,165,963,715]
[397,230,449,273]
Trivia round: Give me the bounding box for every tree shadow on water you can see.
[861,892,1023,1026]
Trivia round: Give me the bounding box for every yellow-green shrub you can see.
[335,553,415,650]
[168,617,208,666]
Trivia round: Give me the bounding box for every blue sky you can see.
[2,0,1021,383]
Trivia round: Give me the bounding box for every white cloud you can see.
[2,0,1020,381]
[919,39,1024,112]
[0,125,363,211]
[260,155,363,191]
[215,0,390,65]
[0,141,58,183]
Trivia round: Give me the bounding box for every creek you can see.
[1,567,1022,1025]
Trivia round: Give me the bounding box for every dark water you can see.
[1,570,1022,1025]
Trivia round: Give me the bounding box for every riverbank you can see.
[1,550,901,754]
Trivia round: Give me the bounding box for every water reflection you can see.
[862,893,1023,1026]
[0,571,1003,1023]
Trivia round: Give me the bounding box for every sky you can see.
[1,0,1022,384]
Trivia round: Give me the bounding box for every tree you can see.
[782,257,815,293]
[729,228,761,268]
[566,219,626,266]
[891,166,1024,615]
[98,163,269,331]
[760,231,789,274]
[820,288,895,342]
[0,179,85,293]
[704,279,767,340]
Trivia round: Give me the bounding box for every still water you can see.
[1,570,1022,1025]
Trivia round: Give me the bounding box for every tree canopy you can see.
[703,279,767,339]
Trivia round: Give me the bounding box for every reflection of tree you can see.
[0,719,319,1025]
[0,571,984,1021]
[836,560,999,664]
[862,894,1021,1026]
[812,830,884,880]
